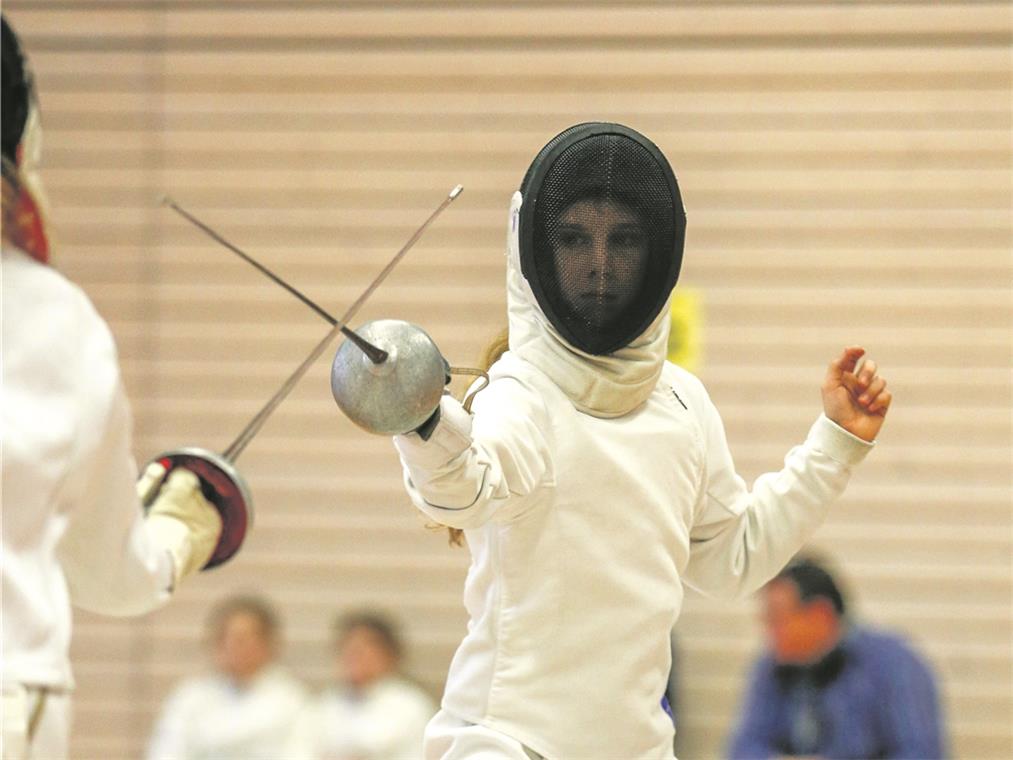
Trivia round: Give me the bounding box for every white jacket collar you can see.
[504,191,670,418]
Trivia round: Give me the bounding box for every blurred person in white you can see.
[1,14,229,760]
[146,595,308,760]
[303,611,435,760]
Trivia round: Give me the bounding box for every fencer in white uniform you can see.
[2,15,235,759]
[392,123,892,759]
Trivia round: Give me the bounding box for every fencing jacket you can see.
[392,195,873,759]
[2,246,173,690]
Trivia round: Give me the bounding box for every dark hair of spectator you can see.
[206,595,281,642]
[774,556,847,617]
[334,611,403,660]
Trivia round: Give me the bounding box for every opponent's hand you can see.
[143,467,223,586]
[821,346,891,442]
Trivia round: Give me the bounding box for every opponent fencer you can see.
[1,16,240,759]
[391,122,891,759]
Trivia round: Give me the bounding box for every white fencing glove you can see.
[139,462,223,587]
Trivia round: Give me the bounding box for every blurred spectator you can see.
[728,556,946,759]
[146,595,308,760]
[303,610,435,760]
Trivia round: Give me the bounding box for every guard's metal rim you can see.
[153,447,254,569]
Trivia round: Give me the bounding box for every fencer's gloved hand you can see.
[139,462,223,588]
[412,355,453,441]
[395,394,474,468]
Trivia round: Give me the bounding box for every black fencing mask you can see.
[2,15,33,166]
[518,123,686,356]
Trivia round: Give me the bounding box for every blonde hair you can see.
[441,327,510,547]
[476,327,510,374]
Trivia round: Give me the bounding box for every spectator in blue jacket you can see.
[728,556,946,759]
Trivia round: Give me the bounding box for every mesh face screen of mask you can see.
[520,124,685,355]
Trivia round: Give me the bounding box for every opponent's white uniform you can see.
[145,665,308,760]
[1,246,174,758]
[304,676,435,760]
[392,194,874,760]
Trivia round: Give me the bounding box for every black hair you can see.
[206,595,281,642]
[334,610,403,660]
[2,15,31,164]
[774,555,847,617]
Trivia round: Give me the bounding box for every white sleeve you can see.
[683,392,873,600]
[55,315,174,615]
[392,377,553,530]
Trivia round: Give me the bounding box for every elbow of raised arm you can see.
[686,529,783,602]
[420,502,489,531]
[59,530,172,617]
[68,574,168,617]
[705,568,755,603]
[684,534,755,601]
[405,469,494,530]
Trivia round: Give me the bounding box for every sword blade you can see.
[218,184,464,460]
[222,323,341,461]
[335,184,463,328]
[164,197,389,364]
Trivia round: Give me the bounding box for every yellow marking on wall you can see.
[667,289,702,372]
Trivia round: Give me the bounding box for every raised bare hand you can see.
[821,346,891,442]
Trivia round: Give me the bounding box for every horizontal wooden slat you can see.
[29,47,1013,81]
[12,4,1012,40]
